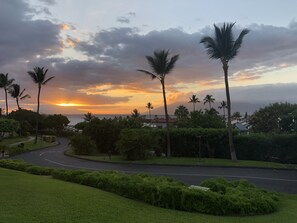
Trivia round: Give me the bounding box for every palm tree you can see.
[28,67,54,144]
[174,105,189,120]
[0,73,14,116]
[200,23,249,161]
[203,94,215,110]
[83,112,94,122]
[131,108,140,118]
[218,100,228,119]
[137,50,179,157]
[8,84,30,110]
[146,102,154,122]
[188,95,200,112]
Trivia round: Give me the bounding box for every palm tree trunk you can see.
[35,85,41,144]
[4,88,8,116]
[209,102,211,110]
[149,109,152,123]
[193,103,195,112]
[16,98,20,110]
[223,63,237,161]
[161,79,171,157]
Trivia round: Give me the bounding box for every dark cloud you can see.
[117,16,130,24]
[39,0,56,5]
[0,0,61,67]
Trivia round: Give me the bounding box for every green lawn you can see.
[1,136,29,145]
[0,167,296,223]
[67,150,297,169]
[2,137,58,156]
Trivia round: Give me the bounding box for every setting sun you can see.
[56,103,81,107]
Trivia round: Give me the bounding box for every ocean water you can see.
[66,114,129,125]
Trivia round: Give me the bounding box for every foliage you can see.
[174,105,189,120]
[203,94,215,109]
[69,134,96,155]
[121,128,230,158]
[28,66,54,143]
[50,169,279,215]
[177,109,225,129]
[200,23,249,161]
[188,95,200,112]
[83,117,143,153]
[8,84,30,110]
[74,121,88,130]
[137,50,179,157]
[8,109,42,133]
[116,129,160,160]
[234,133,297,163]
[0,159,52,175]
[83,112,95,122]
[131,108,141,118]
[0,118,20,135]
[44,114,70,135]
[249,103,297,133]
[0,73,15,115]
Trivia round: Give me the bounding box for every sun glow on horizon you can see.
[56,103,83,107]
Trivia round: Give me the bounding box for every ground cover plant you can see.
[0,159,280,216]
[1,167,296,223]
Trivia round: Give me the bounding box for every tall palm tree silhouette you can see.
[218,100,228,119]
[203,94,215,110]
[0,73,14,115]
[146,102,154,122]
[8,84,30,110]
[28,67,55,144]
[137,50,179,157]
[200,23,249,161]
[188,95,200,112]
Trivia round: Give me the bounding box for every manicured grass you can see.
[66,150,297,169]
[1,136,29,145]
[3,137,58,156]
[0,167,297,223]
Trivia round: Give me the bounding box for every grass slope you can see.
[1,168,297,223]
[67,150,297,169]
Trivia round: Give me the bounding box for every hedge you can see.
[117,128,230,158]
[0,159,279,216]
[117,129,297,163]
[234,134,297,163]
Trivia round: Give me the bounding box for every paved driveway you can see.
[14,138,297,194]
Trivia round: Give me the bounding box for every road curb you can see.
[64,149,297,171]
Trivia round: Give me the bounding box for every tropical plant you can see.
[188,95,200,112]
[174,105,189,120]
[200,23,249,161]
[28,67,54,143]
[131,109,141,118]
[218,100,228,119]
[146,102,154,122]
[8,84,30,110]
[232,112,241,121]
[203,94,215,110]
[137,50,179,157]
[83,112,94,122]
[0,73,14,115]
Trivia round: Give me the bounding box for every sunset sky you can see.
[1,0,297,115]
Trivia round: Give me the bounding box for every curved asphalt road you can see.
[14,138,297,194]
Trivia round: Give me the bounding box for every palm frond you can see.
[200,36,221,59]
[20,94,30,100]
[231,28,250,59]
[28,71,39,83]
[42,76,55,85]
[165,54,179,74]
[137,69,158,80]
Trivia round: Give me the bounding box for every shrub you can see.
[0,160,280,216]
[69,134,96,155]
[116,129,160,160]
[234,134,297,163]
